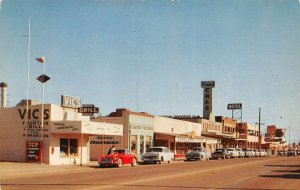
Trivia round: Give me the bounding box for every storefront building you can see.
[154,116,217,154]
[92,109,154,160]
[236,122,259,149]
[215,116,238,148]
[0,102,123,165]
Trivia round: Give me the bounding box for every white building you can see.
[0,102,123,165]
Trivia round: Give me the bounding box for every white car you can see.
[235,148,245,158]
[243,148,255,157]
[227,148,239,158]
[253,149,260,157]
[142,147,174,164]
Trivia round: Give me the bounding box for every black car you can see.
[211,148,231,159]
[287,149,297,157]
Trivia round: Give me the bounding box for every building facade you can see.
[0,102,123,165]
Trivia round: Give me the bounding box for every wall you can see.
[154,116,202,136]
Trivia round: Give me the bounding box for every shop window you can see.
[146,136,152,150]
[131,135,137,154]
[60,138,68,157]
[140,136,144,154]
[60,138,78,157]
[70,139,78,156]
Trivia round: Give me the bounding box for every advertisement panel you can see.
[26,141,41,162]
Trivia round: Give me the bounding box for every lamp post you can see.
[36,57,50,164]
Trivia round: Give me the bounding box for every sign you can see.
[201,81,215,118]
[201,81,215,88]
[78,105,99,116]
[27,141,41,162]
[227,103,242,110]
[61,95,81,108]
[36,74,50,83]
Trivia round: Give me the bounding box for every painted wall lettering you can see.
[18,109,49,120]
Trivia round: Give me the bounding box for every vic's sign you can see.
[61,95,81,108]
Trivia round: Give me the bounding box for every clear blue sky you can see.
[1,0,300,142]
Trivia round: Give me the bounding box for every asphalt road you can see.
[1,156,299,190]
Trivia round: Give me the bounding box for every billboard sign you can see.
[61,95,81,108]
[227,103,242,110]
[78,104,99,116]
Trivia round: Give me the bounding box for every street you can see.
[1,156,299,190]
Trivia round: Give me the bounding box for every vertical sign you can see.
[26,141,41,162]
[201,81,215,120]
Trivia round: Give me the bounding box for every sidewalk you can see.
[0,161,98,180]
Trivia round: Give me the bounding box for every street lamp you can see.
[36,56,50,164]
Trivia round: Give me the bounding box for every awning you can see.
[50,121,123,136]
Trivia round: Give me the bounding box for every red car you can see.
[98,149,138,168]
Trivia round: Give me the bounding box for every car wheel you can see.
[131,158,137,167]
[99,164,104,168]
[161,156,164,162]
[117,158,122,168]
[168,159,171,164]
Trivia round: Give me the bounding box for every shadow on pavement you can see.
[260,174,300,180]
[272,169,300,174]
[264,164,300,167]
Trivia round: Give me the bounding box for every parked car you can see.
[227,148,239,158]
[243,148,255,157]
[142,147,174,164]
[287,149,297,157]
[260,149,269,157]
[211,148,231,159]
[235,148,245,158]
[185,147,211,161]
[253,149,260,157]
[277,150,287,156]
[98,149,138,168]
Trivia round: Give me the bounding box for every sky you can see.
[0,0,300,143]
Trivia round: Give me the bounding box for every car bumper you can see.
[142,158,161,163]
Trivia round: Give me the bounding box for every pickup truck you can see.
[142,147,174,164]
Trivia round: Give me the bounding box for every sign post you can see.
[227,103,242,122]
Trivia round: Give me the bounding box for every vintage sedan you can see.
[235,148,245,158]
[287,149,297,157]
[227,148,239,158]
[142,147,174,164]
[185,147,211,161]
[211,148,231,159]
[98,149,138,168]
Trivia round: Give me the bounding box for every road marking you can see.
[235,176,250,182]
[83,159,273,190]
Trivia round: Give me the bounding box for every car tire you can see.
[117,158,122,168]
[99,164,104,168]
[131,158,137,167]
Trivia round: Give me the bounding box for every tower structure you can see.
[201,81,215,121]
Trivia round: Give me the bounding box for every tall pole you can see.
[26,18,31,116]
[41,60,45,164]
[24,18,31,147]
[258,107,261,149]
[289,125,291,145]
[136,81,139,112]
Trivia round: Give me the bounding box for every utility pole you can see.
[258,107,261,149]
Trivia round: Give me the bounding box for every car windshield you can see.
[147,148,163,152]
[193,148,203,151]
[114,149,125,154]
[227,148,235,151]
